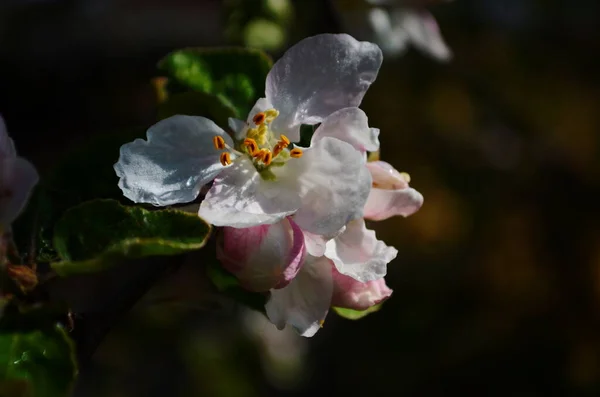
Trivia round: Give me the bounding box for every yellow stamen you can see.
[272,142,285,157]
[279,134,290,147]
[400,172,411,183]
[243,138,258,155]
[219,152,231,166]
[290,148,303,158]
[247,128,259,140]
[213,135,225,150]
[253,112,266,125]
[264,109,279,123]
[319,319,325,328]
[254,148,269,161]
[262,150,273,166]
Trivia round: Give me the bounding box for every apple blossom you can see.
[114,33,382,237]
[0,115,39,231]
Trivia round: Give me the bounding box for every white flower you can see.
[0,115,39,230]
[335,0,453,61]
[115,34,382,237]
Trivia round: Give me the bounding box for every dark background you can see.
[2,0,600,396]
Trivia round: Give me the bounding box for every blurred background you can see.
[2,0,600,395]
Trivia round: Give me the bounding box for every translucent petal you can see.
[228,117,248,141]
[114,115,233,206]
[266,255,333,337]
[274,137,372,237]
[364,187,423,220]
[391,8,453,61]
[325,218,397,283]
[199,157,301,228]
[0,115,16,158]
[266,34,382,142]
[311,107,379,154]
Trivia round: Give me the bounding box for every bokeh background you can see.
[2,0,600,396]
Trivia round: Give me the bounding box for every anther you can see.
[254,148,269,161]
[272,143,285,157]
[243,138,258,155]
[213,135,225,150]
[264,109,279,123]
[262,150,273,166]
[400,172,411,183]
[247,128,259,140]
[219,152,232,166]
[290,148,303,158]
[253,112,266,125]
[279,134,290,146]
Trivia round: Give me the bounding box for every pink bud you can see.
[331,266,393,311]
[217,217,306,292]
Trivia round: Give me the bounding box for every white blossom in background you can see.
[333,0,453,61]
[0,115,39,232]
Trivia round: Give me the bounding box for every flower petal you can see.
[273,137,372,237]
[391,8,452,62]
[0,116,16,159]
[363,187,423,220]
[331,267,393,311]
[265,255,333,337]
[0,157,39,227]
[311,107,380,154]
[199,157,301,227]
[325,218,397,283]
[217,218,306,292]
[228,117,248,141]
[266,34,382,142]
[367,161,409,190]
[114,115,233,206]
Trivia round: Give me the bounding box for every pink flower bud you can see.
[217,217,306,292]
[331,265,392,311]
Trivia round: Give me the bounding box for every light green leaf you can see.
[158,47,273,117]
[332,303,383,320]
[51,199,211,276]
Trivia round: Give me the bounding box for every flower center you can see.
[212,108,303,177]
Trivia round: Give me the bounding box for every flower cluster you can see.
[115,33,423,336]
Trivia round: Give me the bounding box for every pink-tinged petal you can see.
[266,255,333,337]
[114,115,234,206]
[325,218,397,282]
[331,266,393,311]
[367,161,409,189]
[266,34,382,142]
[303,226,346,257]
[0,157,39,228]
[274,137,372,237]
[364,161,423,220]
[311,107,380,154]
[390,8,452,62]
[217,218,306,292]
[199,157,301,228]
[363,187,423,220]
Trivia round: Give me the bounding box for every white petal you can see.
[274,137,372,237]
[266,34,382,142]
[228,117,248,141]
[114,115,233,206]
[0,157,39,227]
[368,7,411,56]
[325,218,397,283]
[199,157,301,227]
[392,9,453,62]
[246,98,274,125]
[265,255,333,337]
[363,186,423,220]
[311,107,379,154]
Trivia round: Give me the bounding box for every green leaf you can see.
[158,47,273,117]
[157,91,238,128]
[51,199,211,276]
[206,260,267,312]
[0,304,77,397]
[332,303,383,320]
